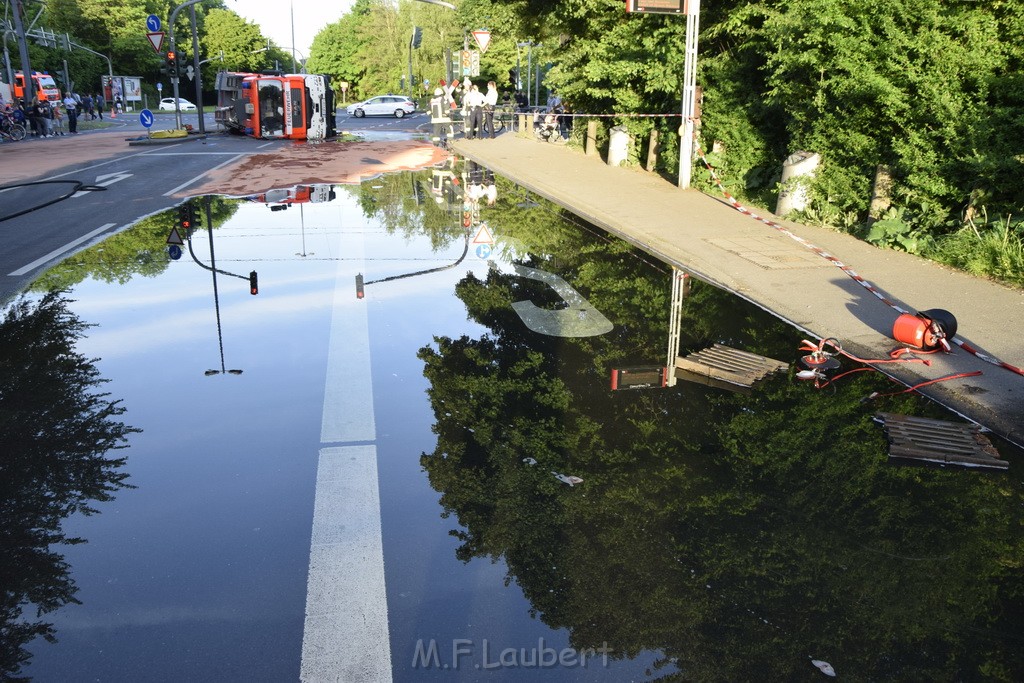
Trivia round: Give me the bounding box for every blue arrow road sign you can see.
[147,14,161,32]
[140,109,154,128]
[475,244,492,259]
[168,245,182,260]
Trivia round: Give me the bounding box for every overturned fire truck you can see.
[214,71,336,140]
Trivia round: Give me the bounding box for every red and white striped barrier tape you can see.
[527,111,1022,377]
[689,137,1024,378]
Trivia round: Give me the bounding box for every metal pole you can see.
[66,39,113,90]
[3,30,17,89]
[526,44,531,109]
[665,269,687,387]
[190,4,205,133]
[407,34,413,100]
[290,1,297,73]
[11,0,35,103]
[168,0,202,130]
[536,61,544,108]
[678,0,701,189]
[516,46,521,91]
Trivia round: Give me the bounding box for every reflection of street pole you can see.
[356,228,470,299]
[197,198,242,376]
[295,204,314,257]
[665,268,689,387]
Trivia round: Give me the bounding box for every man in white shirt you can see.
[62,92,79,134]
[463,85,486,139]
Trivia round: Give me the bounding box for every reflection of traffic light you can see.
[462,210,472,228]
[177,204,192,230]
[249,271,258,295]
[189,203,202,228]
[355,273,365,299]
[412,26,423,49]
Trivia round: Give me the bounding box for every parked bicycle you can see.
[1,111,27,142]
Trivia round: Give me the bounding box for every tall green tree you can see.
[202,7,274,77]
[0,293,137,680]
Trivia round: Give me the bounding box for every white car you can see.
[346,95,416,118]
[159,97,197,112]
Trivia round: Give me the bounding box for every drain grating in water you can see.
[875,413,1008,470]
[675,344,789,388]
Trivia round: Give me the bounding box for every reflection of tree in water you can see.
[0,292,138,680]
[419,252,1024,680]
[28,198,239,292]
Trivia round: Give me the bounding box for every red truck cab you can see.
[13,71,62,103]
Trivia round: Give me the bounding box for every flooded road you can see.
[3,157,1022,681]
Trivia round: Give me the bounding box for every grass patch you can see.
[927,216,1024,289]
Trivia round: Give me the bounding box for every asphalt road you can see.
[0,108,429,304]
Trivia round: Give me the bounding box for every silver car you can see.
[346,95,416,118]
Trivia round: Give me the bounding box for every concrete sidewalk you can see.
[451,134,1024,447]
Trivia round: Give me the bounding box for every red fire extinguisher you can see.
[892,309,957,351]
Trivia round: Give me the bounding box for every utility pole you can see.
[678,0,701,189]
[189,3,205,134]
[168,0,202,130]
[11,0,35,102]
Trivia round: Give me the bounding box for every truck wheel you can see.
[394,109,405,118]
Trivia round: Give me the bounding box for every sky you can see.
[228,0,356,60]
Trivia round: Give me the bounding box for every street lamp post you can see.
[168,0,203,130]
[678,0,701,189]
[516,41,535,108]
[189,4,205,134]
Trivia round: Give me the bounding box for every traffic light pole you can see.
[189,4,205,134]
[168,0,202,130]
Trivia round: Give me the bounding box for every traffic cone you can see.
[110,108,116,118]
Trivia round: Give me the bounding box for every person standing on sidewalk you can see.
[463,85,485,139]
[39,100,54,138]
[63,92,79,134]
[51,102,67,136]
[483,81,499,139]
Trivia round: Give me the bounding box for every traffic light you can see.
[166,51,178,77]
[355,273,365,299]
[249,271,259,296]
[177,204,192,230]
[189,203,202,229]
[412,26,423,49]
[462,210,472,228]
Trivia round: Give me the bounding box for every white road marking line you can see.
[320,231,376,443]
[302,226,392,682]
[163,154,246,196]
[301,446,392,683]
[8,223,117,276]
[72,172,133,198]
